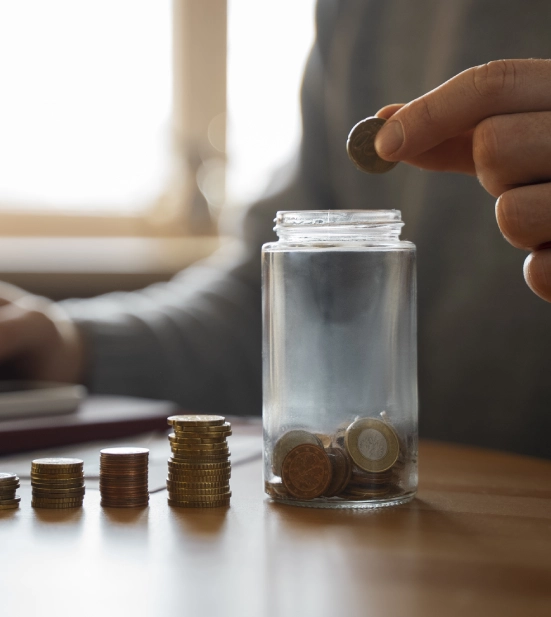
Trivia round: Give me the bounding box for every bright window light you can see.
[0,0,172,213]
[226,0,316,206]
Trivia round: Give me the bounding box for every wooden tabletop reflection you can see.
[0,434,550,617]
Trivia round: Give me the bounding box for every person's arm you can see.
[373,59,551,302]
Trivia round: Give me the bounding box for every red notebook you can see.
[0,395,178,455]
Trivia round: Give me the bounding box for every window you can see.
[0,0,316,240]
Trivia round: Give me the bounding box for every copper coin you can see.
[323,448,352,497]
[172,422,232,433]
[168,498,230,508]
[346,117,398,174]
[272,430,323,476]
[281,444,332,500]
[167,460,230,469]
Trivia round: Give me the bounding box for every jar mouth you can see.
[274,210,404,241]
[275,210,402,228]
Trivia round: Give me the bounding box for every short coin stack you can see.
[0,472,21,510]
[167,415,231,508]
[100,447,149,508]
[31,458,85,509]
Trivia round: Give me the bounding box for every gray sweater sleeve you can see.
[61,175,315,415]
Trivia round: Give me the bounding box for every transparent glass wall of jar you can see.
[262,210,417,508]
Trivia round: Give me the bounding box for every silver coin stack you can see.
[0,472,21,510]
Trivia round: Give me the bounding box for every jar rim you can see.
[275,210,403,228]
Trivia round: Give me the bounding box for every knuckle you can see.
[472,60,518,98]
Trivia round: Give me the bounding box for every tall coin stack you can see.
[0,472,21,510]
[100,447,149,508]
[31,458,85,509]
[167,415,231,508]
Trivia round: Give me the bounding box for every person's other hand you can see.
[374,59,551,302]
[0,282,85,382]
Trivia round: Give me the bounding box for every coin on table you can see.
[168,415,225,427]
[272,430,324,476]
[281,444,332,500]
[346,117,398,174]
[31,458,83,474]
[0,472,19,483]
[345,418,399,473]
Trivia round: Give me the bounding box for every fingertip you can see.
[524,250,551,302]
[374,120,404,159]
[375,104,406,120]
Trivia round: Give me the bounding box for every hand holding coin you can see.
[371,59,551,303]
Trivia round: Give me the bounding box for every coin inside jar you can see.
[346,117,398,174]
[281,444,332,500]
[323,447,352,497]
[345,418,400,473]
[272,430,324,476]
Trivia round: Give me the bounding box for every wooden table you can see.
[0,429,550,617]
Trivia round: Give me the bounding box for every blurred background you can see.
[0,0,316,300]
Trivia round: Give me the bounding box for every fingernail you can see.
[375,121,404,157]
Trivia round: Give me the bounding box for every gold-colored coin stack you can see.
[100,447,149,508]
[31,458,85,509]
[0,472,21,510]
[166,415,231,508]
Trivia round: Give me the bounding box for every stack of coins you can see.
[167,415,231,508]
[100,447,149,508]
[31,458,85,509]
[0,472,21,510]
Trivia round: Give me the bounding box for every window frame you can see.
[0,0,227,239]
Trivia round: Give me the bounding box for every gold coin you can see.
[166,478,229,487]
[167,490,232,501]
[31,481,85,490]
[169,438,228,450]
[168,499,230,508]
[0,484,20,493]
[167,460,230,469]
[167,483,230,494]
[172,422,232,433]
[167,414,225,427]
[32,500,83,509]
[31,472,84,481]
[346,117,398,174]
[169,435,228,444]
[272,430,323,476]
[32,487,85,496]
[170,455,230,463]
[0,497,21,506]
[0,473,19,484]
[31,458,83,474]
[101,501,148,506]
[0,502,20,510]
[345,418,399,473]
[281,444,332,500]
[167,471,230,484]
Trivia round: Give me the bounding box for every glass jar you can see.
[262,210,417,508]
